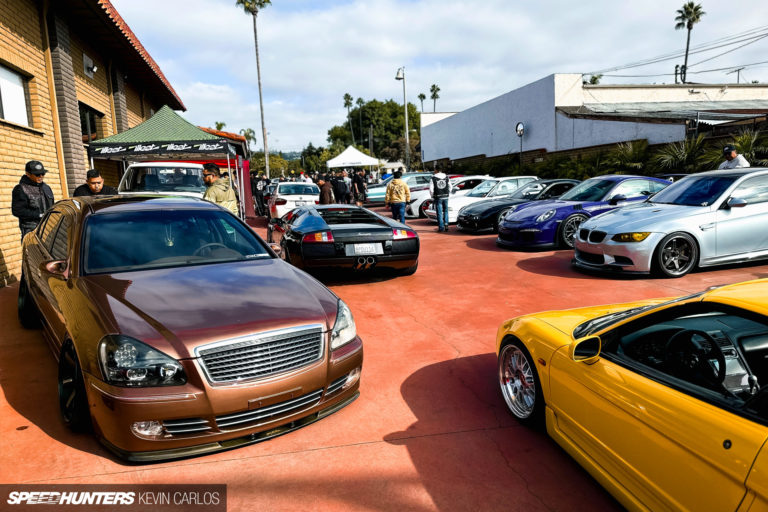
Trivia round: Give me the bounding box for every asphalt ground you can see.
[3,206,768,511]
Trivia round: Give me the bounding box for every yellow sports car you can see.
[496,279,768,512]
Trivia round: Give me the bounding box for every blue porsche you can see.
[496,175,671,249]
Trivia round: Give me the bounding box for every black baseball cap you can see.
[723,145,736,154]
[25,160,47,175]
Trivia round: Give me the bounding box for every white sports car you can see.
[426,176,538,224]
[406,175,490,218]
[268,182,320,219]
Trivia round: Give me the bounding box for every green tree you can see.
[675,2,705,83]
[652,134,709,172]
[214,121,227,130]
[236,0,272,176]
[343,93,356,146]
[702,129,768,168]
[417,93,426,112]
[430,84,440,112]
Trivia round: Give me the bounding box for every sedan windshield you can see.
[648,175,737,206]
[559,178,616,202]
[511,181,547,200]
[83,210,271,274]
[278,184,319,195]
[120,167,204,194]
[467,180,498,197]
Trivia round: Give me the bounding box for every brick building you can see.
[0,0,184,286]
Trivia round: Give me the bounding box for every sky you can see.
[110,0,768,152]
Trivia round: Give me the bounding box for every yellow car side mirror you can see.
[570,336,601,365]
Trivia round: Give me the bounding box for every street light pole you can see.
[395,67,410,171]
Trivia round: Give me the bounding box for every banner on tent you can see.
[88,140,235,157]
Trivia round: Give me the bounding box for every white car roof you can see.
[126,162,204,169]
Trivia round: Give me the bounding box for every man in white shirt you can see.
[718,145,750,170]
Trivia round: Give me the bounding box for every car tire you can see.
[18,274,40,329]
[58,342,92,433]
[498,339,544,427]
[652,232,698,278]
[495,209,510,233]
[419,200,431,218]
[558,214,588,249]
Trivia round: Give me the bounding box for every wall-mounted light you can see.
[87,65,98,74]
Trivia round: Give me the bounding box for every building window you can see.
[79,102,103,144]
[0,64,30,126]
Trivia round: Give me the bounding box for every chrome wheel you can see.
[419,200,431,218]
[495,209,510,233]
[655,232,697,278]
[498,343,537,420]
[560,214,587,248]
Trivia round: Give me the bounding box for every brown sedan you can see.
[18,195,363,461]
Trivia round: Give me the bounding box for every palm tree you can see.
[356,97,364,146]
[675,2,705,83]
[430,84,440,112]
[702,129,768,168]
[417,93,426,112]
[239,128,257,152]
[652,134,708,173]
[236,0,272,177]
[343,93,356,145]
[214,121,227,131]
[608,140,649,172]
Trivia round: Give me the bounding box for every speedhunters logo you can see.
[1,485,225,511]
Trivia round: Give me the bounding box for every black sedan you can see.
[267,205,419,275]
[456,179,580,233]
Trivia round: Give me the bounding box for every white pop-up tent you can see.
[326,146,380,168]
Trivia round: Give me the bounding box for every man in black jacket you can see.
[73,169,118,196]
[11,160,55,243]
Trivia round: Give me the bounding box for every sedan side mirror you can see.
[570,336,601,364]
[609,194,627,206]
[726,197,748,209]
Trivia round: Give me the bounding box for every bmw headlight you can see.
[331,300,357,350]
[98,335,186,387]
[611,232,651,243]
[535,209,556,223]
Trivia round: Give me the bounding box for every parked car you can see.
[268,182,320,219]
[406,175,491,219]
[117,162,206,198]
[267,205,419,275]
[263,183,278,207]
[426,176,539,224]
[457,179,580,233]
[496,279,768,511]
[497,175,670,249]
[573,168,768,277]
[17,196,362,461]
[366,173,432,204]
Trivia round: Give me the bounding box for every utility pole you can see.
[726,67,745,84]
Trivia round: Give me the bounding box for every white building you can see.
[421,73,768,166]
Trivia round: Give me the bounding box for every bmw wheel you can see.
[498,340,543,426]
[559,214,587,249]
[653,232,698,278]
[58,342,92,432]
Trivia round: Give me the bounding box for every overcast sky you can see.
[111,0,768,152]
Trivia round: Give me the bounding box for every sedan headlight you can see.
[330,300,357,350]
[611,232,651,243]
[98,335,186,387]
[535,209,556,223]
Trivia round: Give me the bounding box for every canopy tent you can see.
[88,105,257,225]
[326,146,380,168]
[88,105,238,160]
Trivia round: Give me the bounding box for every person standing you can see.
[202,163,238,215]
[11,160,55,243]
[318,175,335,204]
[430,167,451,232]
[252,172,268,216]
[331,170,348,205]
[718,145,750,170]
[352,169,367,206]
[384,170,410,223]
[73,169,118,196]
[342,170,352,204]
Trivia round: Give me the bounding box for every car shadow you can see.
[310,268,407,286]
[382,354,622,511]
[464,236,504,252]
[514,252,644,280]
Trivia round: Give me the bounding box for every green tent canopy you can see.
[88,105,236,159]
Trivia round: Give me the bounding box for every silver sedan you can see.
[573,168,768,277]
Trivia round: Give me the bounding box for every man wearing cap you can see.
[11,160,55,243]
[719,145,750,170]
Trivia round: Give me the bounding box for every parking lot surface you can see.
[3,207,768,511]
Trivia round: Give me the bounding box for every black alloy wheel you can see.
[18,274,40,328]
[559,214,588,249]
[653,232,698,278]
[58,342,92,432]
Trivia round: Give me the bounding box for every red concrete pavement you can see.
[3,207,768,511]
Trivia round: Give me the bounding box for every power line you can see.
[600,57,768,78]
[687,32,768,67]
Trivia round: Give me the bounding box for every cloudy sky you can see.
[111,0,768,152]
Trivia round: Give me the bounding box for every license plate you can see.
[295,201,309,206]
[345,243,383,256]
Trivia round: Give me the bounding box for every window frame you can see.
[0,63,32,127]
